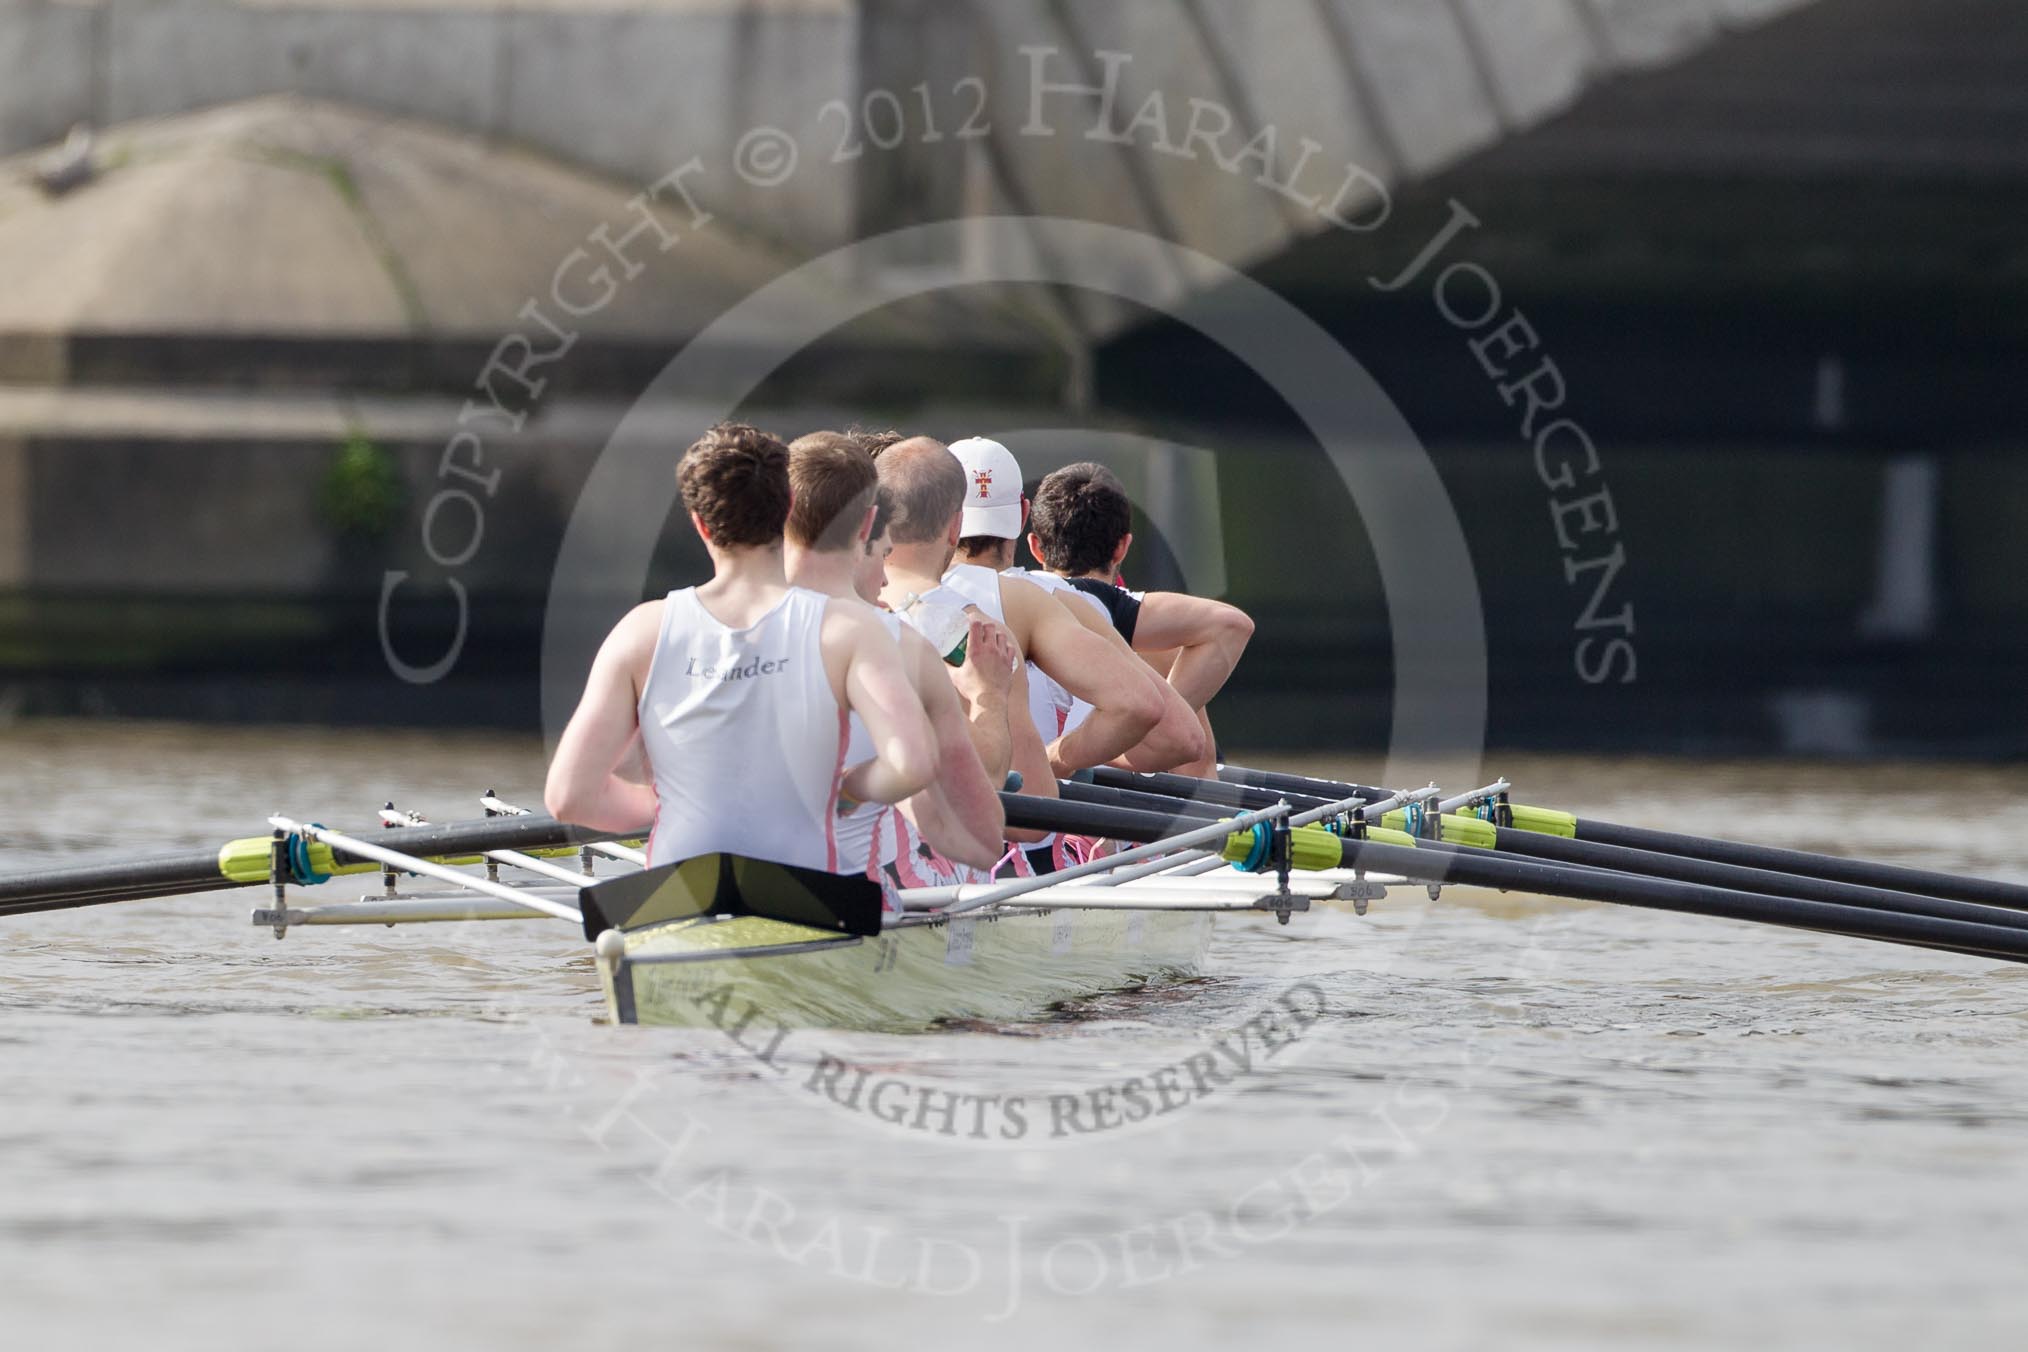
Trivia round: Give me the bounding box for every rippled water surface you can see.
[6,721,2028,1350]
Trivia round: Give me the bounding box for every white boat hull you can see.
[598,905,1213,1031]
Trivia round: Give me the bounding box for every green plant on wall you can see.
[319,430,406,539]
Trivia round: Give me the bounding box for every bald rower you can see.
[873,437,1201,787]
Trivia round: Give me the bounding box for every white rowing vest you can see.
[932,562,1078,745]
[905,562,1057,867]
[638,586,855,872]
[927,561,1003,621]
[1005,567,1109,738]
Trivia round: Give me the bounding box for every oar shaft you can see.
[1148,766,2028,931]
[0,814,641,915]
[0,879,235,918]
[1092,768,1335,813]
[0,855,241,910]
[1000,794,1218,845]
[1056,780,1235,821]
[1110,768,2028,931]
[1493,826,2028,934]
[1574,819,2028,914]
[1220,761,2028,917]
[1218,763,1390,803]
[1337,835,2028,965]
[933,797,1287,911]
[272,819,582,924]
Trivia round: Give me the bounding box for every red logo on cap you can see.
[973,469,993,499]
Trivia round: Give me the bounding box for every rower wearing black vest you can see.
[1026,462,1254,779]
[1062,575,1142,643]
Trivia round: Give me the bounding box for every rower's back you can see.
[638,584,848,871]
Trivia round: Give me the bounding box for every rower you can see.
[544,422,937,885]
[1026,461,1254,778]
[782,430,1011,881]
[944,437,1208,776]
[850,427,904,458]
[848,425,1034,803]
[873,437,1197,784]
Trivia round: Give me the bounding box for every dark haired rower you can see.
[1026,461,1253,778]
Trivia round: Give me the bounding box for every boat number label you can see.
[944,918,977,966]
[1050,912,1075,955]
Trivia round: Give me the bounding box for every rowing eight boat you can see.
[11,765,2028,1031]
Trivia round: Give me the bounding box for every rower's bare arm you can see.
[1056,593,1204,772]
[1168,706,1220,781]
[545,603,662,831]
[830,608,937,807]
[1139,645,1182,682]
[1005,579,1162,773]
[615,729,652,786]
[947,614,1017,785]
[1130,593,1255,709]
[892,621,1007,870]
[999,660,1059,844]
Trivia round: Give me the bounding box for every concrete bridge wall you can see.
[1,0,864,252]
[2,0,1817,324]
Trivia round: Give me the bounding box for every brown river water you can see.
[4,719,2028,1350]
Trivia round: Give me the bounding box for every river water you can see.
[4,720,2027,1350]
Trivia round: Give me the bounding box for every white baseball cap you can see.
[948,437,1024,539]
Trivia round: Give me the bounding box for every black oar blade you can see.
[579,854,886,942]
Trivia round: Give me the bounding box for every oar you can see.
[901,797,1293,912]
[1056,779,1234,822]
[1332,832,2028,965]
[1218,762,2028,914]
[1217,763,1389,804]
[270,817,583,925]
[0,813,641,917]
[1000,793,1241,846]
[956,793,1353,899]
[1106,770,2028,936]
[482,793,648,867]
[1015,788,2028,965]
[1093,767,1335,813]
